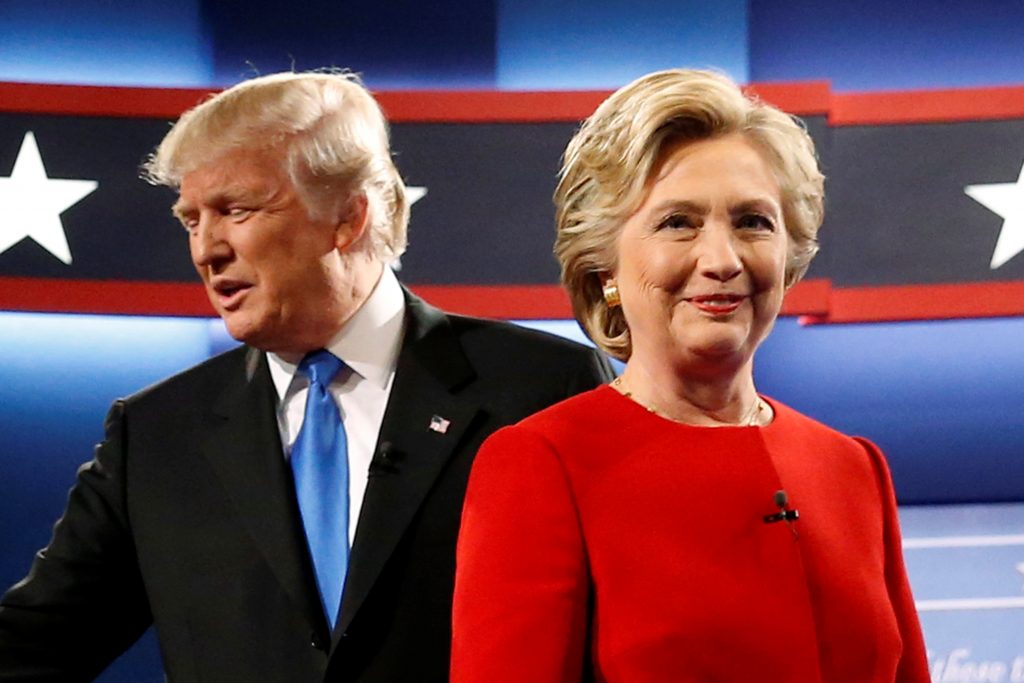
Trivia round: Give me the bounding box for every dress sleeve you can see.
[854,437,931,683]
[452,425,590,683]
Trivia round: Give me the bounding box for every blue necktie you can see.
[291,349,350,629]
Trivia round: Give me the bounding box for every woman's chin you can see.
[682,336,753,370]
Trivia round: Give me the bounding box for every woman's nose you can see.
[695,225,742,282]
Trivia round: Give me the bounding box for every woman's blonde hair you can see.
[555,69,824,360]
[144,71,408,261]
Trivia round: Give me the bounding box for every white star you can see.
[0,132,98,265]
[407,186,427,205]
[965,162,1024,269]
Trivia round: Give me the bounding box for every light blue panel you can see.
[900,504,1024,676]
[514,318,624,372]
[514,318,592,346]
[0,0,212,86]
[0,311,219,564]
[0,311,227,683]
[496,0,749,90]
[754,316,1024,504]
[1,312,214,436]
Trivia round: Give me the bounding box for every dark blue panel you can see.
[809,119,1024,286]
[750,0,1024,90]
[202,0,497,88]
[392,122,578,285]
[0,115,194,281]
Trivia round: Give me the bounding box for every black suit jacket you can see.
[0,292,613,682]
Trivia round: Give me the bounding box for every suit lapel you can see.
[337,292,478,634]
[200,347,327,634]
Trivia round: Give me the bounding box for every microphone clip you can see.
[368,442,403,477]
[762,508,799,524]
[763,489,800,539]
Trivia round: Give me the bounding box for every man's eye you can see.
[223,206,253,219]
[737,214,775,231]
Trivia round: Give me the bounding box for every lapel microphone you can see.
[763,489,800,539]
[368,441,402,477]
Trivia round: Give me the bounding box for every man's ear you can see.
[335,193,370,252]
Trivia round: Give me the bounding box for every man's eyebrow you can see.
[171,201,191,220]
[170,190,231,219]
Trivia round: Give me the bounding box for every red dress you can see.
[452,385,929,683]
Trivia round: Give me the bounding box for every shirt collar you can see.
[266,266,407,400]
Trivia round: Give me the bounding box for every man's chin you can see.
[222,315,263,347]
[223,319,302,354]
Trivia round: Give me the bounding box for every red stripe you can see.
[831,85,1024,125]
[377,82,832,122]
[0,82,216,119]
[375,90,612,123]
[410,284,573,318]
[780,278,830,316]
[0,80,832,122]
[416,280,831,319]
[800,280,1024,324]
[0,277,215,316]
[0,277,845,321]
[6,80,1024,125]
[1,277,1017,323]
[743,81,831,116]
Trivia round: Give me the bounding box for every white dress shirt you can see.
[267,267,406,546]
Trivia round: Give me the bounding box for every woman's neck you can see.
[615,356,768,427]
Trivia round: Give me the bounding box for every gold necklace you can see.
[611,376,770,427]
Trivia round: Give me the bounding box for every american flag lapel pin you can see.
[428,415,451,434]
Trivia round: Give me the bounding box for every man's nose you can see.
[189,215,231,268]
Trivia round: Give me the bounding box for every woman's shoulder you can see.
[480,384,621,452]
[516,383,621,431]
[767,397,889,471]
[770,398,858,442]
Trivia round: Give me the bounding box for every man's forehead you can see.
[175,153,287,207]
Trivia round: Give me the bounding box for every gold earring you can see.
[602,281,621,308]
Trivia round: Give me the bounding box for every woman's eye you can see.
[658,214,696,231]
[737,214,775,231]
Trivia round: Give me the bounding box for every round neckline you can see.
[600,383,778,431]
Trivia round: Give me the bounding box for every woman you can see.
[451,70,929,683]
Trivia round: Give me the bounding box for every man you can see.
[0,72,612,681]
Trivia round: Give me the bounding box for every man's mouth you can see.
[211,279,252,310]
